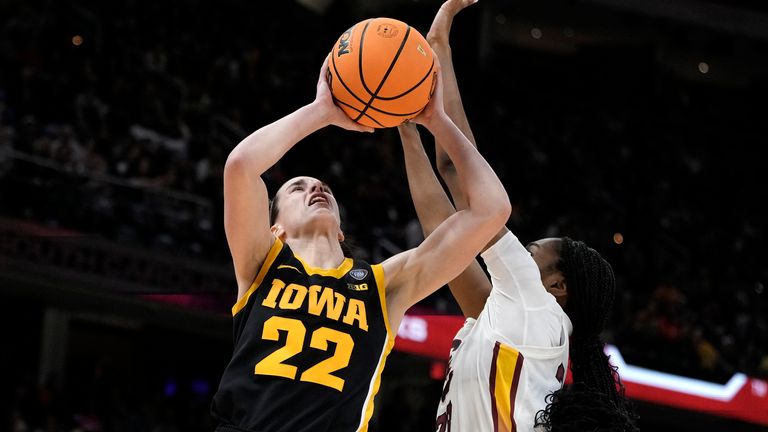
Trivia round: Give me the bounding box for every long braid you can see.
[535,238,638,431]
[560,237,620,402]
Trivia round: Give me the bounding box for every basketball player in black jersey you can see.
[210,54,511,432]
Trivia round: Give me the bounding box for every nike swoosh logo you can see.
[277,265,303,274]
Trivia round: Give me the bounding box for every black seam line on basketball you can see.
[340,98,426,117]
[354,25,413,122]
[334,97,386,128]
[365,104,424,117]
[333,96,386,128]
[358,20,376,98]
[375,58,434,101]
[330,52,421,117]
[331,47,370,108]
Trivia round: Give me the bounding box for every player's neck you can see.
[286,233,345,269]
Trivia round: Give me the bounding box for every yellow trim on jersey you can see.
[371,264,393,341]
[494,344,522,432]
[355,263,394,431]
[231,237,284,316]
[357,336,395,432]
[294,254,353,278]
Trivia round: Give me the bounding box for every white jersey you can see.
[436,231,572,432]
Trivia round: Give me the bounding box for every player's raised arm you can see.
[430,1,510,241]
[224,56,372,296]
[383,58,511,327]
[398,123,456,238]
[398,123,492,317]
[427,0,486,210]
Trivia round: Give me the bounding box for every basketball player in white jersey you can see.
[399,1,639,430]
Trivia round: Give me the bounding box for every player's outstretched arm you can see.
[427,0,483,210]
[398,122,492,317]
[429,0,510,236]
[383,59,511,328]
[225,56,373,296]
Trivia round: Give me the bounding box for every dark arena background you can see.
[2,0,767,430]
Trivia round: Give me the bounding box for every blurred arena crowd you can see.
[2,0,766,430]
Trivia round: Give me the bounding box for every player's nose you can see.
[309,180,324,193]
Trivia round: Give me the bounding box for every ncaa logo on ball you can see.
[376,23,399,38]
[337,25,354,57]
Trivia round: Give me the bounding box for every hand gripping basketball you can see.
[315,55,375,133]
[408,52,444,128]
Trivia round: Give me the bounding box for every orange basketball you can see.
[328,18,436,128]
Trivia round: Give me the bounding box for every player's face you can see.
[527,238,568,308]
[272,176,342,235]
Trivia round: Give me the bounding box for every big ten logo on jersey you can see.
[337,26,354,57]
[261,278,368,331]
[347,282,368,291]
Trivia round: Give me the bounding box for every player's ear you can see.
[550,278,567,297]
[337,229,345,243]
[271,224,287,241]
[549,278,568,308]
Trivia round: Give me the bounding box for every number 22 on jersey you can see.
[254,316,354,391]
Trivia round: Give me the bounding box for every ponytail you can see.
[535,238,638,431]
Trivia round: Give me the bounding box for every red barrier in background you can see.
[395,314,768,426]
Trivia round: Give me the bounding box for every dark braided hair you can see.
[535,237,639,431]
[535,383,639,432]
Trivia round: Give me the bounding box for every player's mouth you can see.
[307,193,330,208]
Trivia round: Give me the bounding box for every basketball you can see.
[328,18,436,128]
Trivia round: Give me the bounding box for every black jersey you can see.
[212,238,394,432]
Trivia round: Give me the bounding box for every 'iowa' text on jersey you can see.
[262,278,368,331]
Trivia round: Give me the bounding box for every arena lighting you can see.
[395,314,768,426]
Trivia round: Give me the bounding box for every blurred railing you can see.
[0,148,219,255]
[0,149,234,294]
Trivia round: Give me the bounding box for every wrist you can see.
[304,100,332,129]
[422,111,450,133]
[426,37,451,54]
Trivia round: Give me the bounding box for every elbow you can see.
[494,197,512,226]
[223,149,253,184]
[224,148,247,175]
[483,195,511,229]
